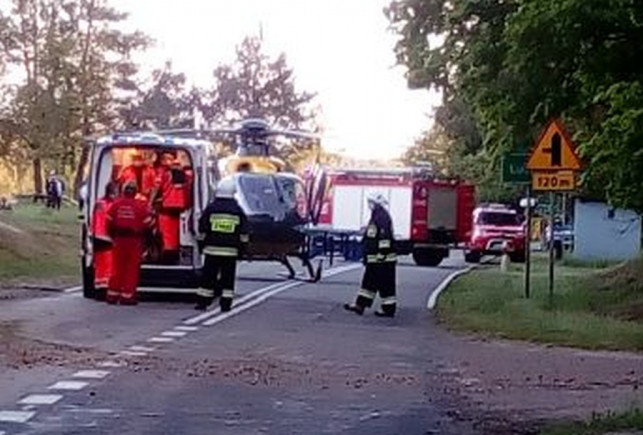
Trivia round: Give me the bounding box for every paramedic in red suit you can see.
[106,181,154,305]
[157,151,189,263]
[92,182,117,293]
[118,151,157,202]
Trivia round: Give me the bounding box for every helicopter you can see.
[152,118,328,282]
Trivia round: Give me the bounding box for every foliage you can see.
[540,409,643,435]
[437,255,643,351]
[387,0,643,212]
[202,36,317,131]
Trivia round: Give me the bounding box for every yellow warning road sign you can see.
[527,119,581,171]
[532,170,576,191]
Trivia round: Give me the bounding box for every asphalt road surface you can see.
[0,255,477,435]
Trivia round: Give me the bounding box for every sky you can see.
[111,0,441,160]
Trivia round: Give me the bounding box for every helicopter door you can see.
[305,162,327,225]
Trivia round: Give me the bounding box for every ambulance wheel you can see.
[81,261,96,299]
[412,248,445,267]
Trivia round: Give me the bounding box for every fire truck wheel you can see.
[464,251,481,263]
[412,248,445,267]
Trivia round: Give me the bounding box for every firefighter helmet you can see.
[366,192,388,207]
[215,178,236,199]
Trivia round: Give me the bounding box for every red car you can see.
[465,204,526,263]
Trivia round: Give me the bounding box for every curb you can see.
[426,266,475,310]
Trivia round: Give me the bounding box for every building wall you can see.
[573,200,641,261]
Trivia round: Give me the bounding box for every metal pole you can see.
[524,185,532,299]
[548,191,555,306]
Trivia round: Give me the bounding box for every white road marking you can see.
[73,370,110,379]
[118,350,147,357]
[174,325,199,332]
[0,410,36,423]
[185,263,361,326]
[161,330,187,338]
[148,336,175,343]
[426,266,475,310]
[48,381,89,391]
[63,285,82,294]
[18,394,63,405]
[203,264,361,327]
[96,360,125,368]
[0,430,6,435]
[129,345,156,353]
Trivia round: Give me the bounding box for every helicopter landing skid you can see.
[279,256,322,283]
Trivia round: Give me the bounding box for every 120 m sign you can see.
[532,171,576,191]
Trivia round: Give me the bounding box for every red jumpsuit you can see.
[106,197,153,304]
[157,165,191,255]
[118,165,158,202]
[92,198,113,291]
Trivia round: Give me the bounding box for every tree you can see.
[122,61,197,130]
[0,0,150,193]
[387,0,643,212]
[202,35,317,132]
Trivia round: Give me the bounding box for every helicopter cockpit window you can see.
[275,176,308,222]
[237,174,282,215]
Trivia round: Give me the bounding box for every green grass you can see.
[0,203,78,281]
[437,254,643,351]
[541,409,643,435]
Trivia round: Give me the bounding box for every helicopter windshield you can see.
[237,174,283,215]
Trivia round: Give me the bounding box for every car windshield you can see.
[237,174,283,215]
[477,211,520,226]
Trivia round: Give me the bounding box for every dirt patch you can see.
[0,320,111,370]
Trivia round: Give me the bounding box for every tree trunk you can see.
[73,143,89,196]
[33,157,43,194]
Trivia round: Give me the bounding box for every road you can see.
[0,255,477,435]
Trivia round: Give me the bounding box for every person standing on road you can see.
[344,193,398,317]
[106,181,154,305]
[92,182,118,293]
[195,179,249,312]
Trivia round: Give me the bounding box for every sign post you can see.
[526,119,582,304]
[524,186,532,299]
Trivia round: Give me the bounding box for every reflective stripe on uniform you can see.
[384,253,398,262]
[196,287,214,298]
[366,255,380,263]
[381,296,397,306]
[357,289,376,300]
[210,214,240,233]
[221,289,234,299]
[366,225,377,238]
[378,239,391,249]
[203,246,238,257]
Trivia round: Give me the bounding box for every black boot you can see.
[194,296,212,311]
[343,303,364,315]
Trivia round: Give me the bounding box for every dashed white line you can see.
[0,410,36,423]
[48,381,89,391]
[96,360,126,368]
[129,345,156,353]
[161,330,187,338]
[174,325,199,332]
[73,370,110,379]
[18,394,63,405]
[148,336,175,343]
[118,350,147,357]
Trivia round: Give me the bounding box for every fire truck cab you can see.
[316,167,475,266]
[80,133,215,299]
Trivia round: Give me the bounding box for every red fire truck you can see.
[314,167,476,266]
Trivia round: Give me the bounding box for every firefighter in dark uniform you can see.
[344,193,398,317]
[195,179,249,312]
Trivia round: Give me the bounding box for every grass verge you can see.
[437,254,643,351]
[0,203,78,283]
[541,409,643,434]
